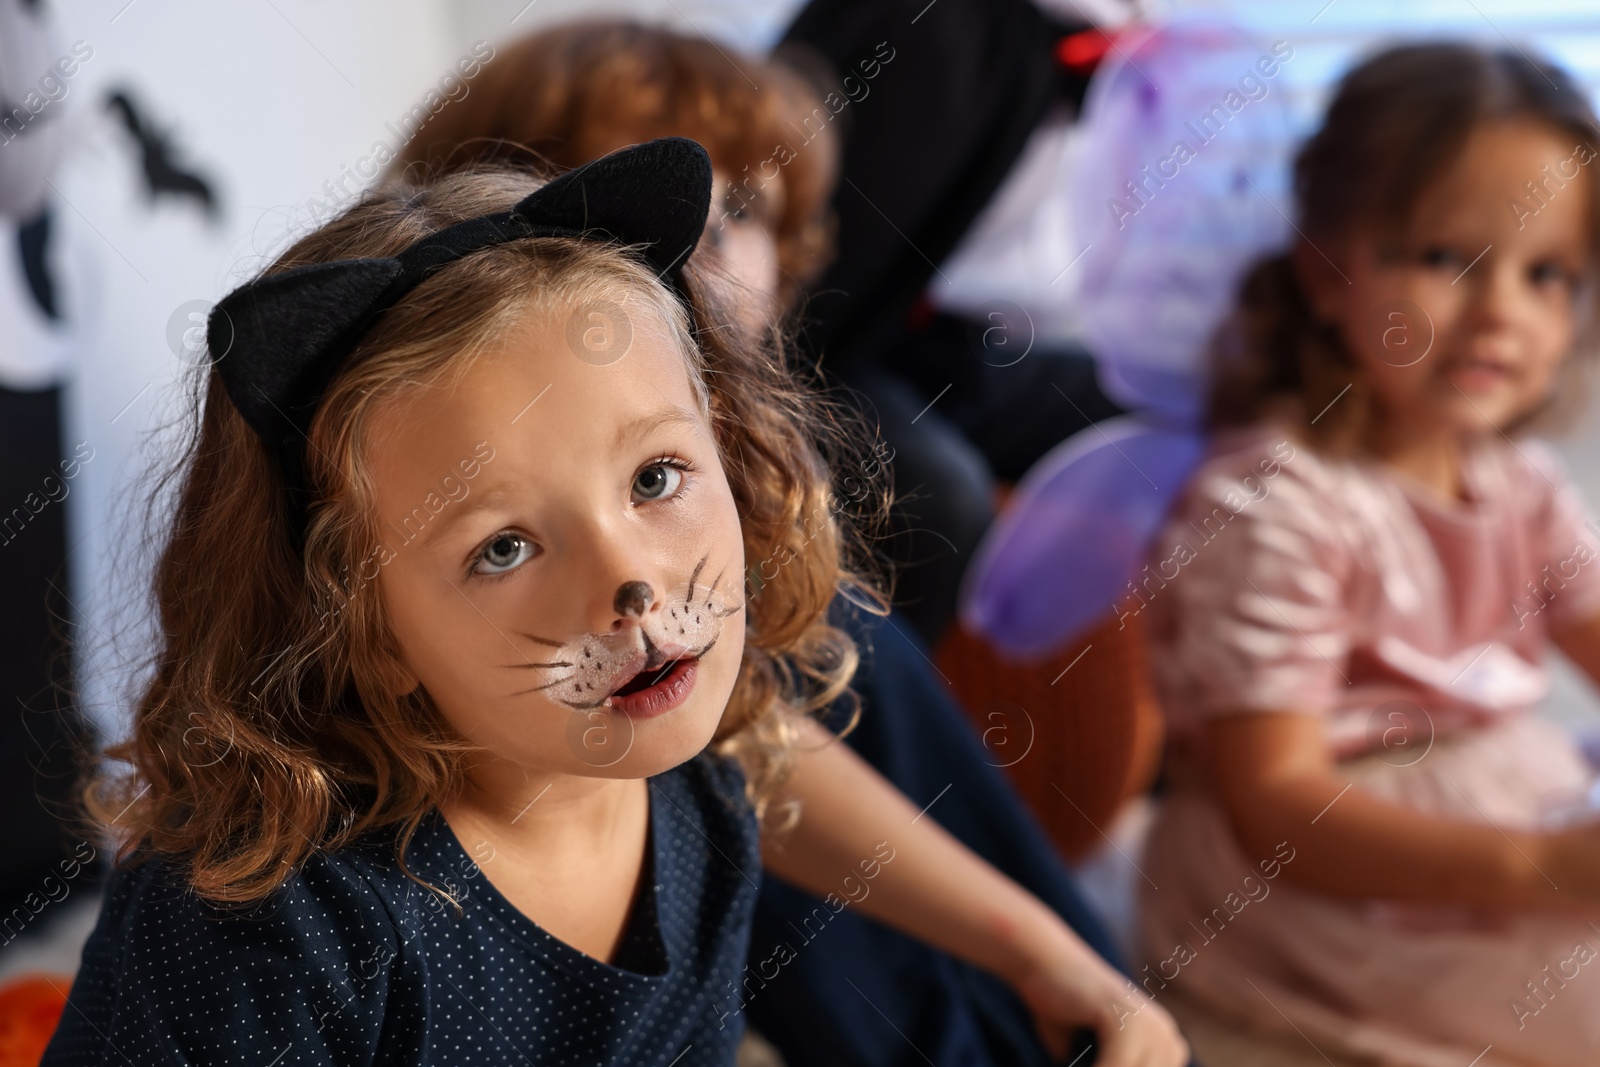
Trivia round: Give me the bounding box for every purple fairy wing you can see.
[1069,15,1295,422]
[959,416,1207,658]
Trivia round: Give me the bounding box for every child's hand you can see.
[760,719,1189,1063]
[1010,933,1188,1067]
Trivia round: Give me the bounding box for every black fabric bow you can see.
[207,137,713,465]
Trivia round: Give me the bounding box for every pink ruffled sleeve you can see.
[1144,439,1354,725]
[1521,440,1600,634]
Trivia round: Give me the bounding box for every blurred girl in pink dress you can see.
[1137,42,1600,1067]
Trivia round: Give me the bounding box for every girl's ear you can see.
[1291,236,1351,325]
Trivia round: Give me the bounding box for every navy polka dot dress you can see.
[41,752,761,1066]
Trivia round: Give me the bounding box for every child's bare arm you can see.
[758,717,1186,1067]
[1206,710,1600,911]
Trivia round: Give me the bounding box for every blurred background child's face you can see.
[364,293,747,785]
[700,168,784,331]
[1310,120,1591,439]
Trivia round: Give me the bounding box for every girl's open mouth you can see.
[1447,357,1514,392]
[604,656,699,718]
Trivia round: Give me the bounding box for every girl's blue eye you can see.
[1531,261,1574,289]
[633,459,688,503]
[1420,246,1462,270]
[474,533,535,576]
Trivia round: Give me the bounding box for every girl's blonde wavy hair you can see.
[77,163,891,906]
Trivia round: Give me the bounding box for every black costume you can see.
[781,0,1124,646]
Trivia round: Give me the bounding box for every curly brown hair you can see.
[1207,42,1600,451]
[77,163,890,906]
[392,19,839,313]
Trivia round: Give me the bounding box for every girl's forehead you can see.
[1431,124,1577,199]
[494,297,703,408]
[366,299,710,476]
[1396,122,1589,239]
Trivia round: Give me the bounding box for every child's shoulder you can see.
[1475,434,1586,504]
[1196,420,1308,478]
[45,835,423,1065]
[1172,424,1594,551]
[94,831,409,966]
[1180,419,1337,516]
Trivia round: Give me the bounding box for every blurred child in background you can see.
[1139,42,1600,1066]
[394,19,837,335]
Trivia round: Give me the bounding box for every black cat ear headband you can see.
[206,136,713,507]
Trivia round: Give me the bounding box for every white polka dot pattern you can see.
[40,752,760,1066]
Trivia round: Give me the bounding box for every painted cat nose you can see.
[613,580,654,619]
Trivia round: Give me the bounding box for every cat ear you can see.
[208,137,714,451]
[209,257,404,449]
[512,135,713,282]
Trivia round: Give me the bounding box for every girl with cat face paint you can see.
[43,141,1184,1067]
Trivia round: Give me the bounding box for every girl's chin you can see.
[564,738,722,782]
[1393,380,1524,430]
[1443,399,1524,435]
[558,695,728,780]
